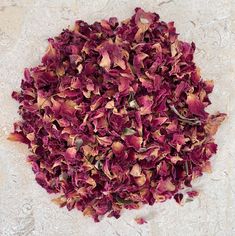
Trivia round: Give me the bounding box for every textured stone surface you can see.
[0,0,234,235]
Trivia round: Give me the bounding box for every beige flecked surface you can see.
[0,0,234,235]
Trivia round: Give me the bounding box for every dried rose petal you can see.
[8,132,29,144]
[204,112,226,135]
[9,8,226,222]
[186,93,207,118]
[112,141,124,155]
[135,217,147,225]
[124,135,143,151]
[187,190,199,198]
[130,164,142,177]
[174,193,184,204]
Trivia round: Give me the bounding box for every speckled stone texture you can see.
[0,0,234,235]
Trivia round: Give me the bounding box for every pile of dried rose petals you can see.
[9,8,226,222]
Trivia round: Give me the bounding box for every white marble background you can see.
[0,0,234,235]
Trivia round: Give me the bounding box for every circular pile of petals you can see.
[9,8,226,222]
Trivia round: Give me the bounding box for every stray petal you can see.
[135,217,147,224]
[7,132,29,144]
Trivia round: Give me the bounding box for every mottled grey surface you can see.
[0,0,234,236]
